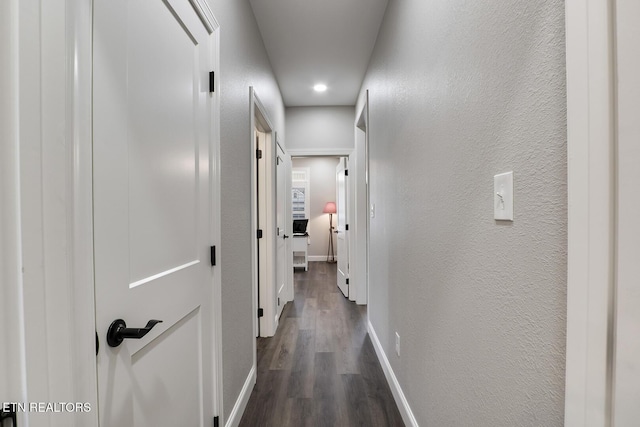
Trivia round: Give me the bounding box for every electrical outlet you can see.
[395,332,400,357]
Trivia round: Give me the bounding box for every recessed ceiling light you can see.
[313,84,327,92]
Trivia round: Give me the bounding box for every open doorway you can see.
[291,156,352,299]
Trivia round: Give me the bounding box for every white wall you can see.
[292,157,340,259]
[357,0,567,425]
[285,106,354,154]
[206,0,286,421]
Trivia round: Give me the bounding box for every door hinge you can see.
[209,71,215,93]
[256,149,263,159]
[345,169,349,176]
[345,224,349,231]
[258,308,264,318]
[213,416,219,427]
[346,278,349,285]
[210,246,216,266]
[257,229,263,239]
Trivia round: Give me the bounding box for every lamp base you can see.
[326,215,336,263]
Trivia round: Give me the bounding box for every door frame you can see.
[4,1,223,425]
[355,92,369,306]
[250,87,280,338]
[564,0,617,425]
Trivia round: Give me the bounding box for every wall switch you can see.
[494,171,514,221]
[395,332,400,357]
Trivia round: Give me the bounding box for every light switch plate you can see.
[494,171,513,221]
[370,203,376,219]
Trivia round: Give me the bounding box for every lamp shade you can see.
[323,202,337,214]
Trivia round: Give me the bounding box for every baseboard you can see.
[287,148,353,157]
[224,365,256,427]
[307,256,330,262]
[367,320,419,427]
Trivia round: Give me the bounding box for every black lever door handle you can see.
[283,234,289,239]
[107,319,163,347]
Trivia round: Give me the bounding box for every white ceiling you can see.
[249,0,388,107]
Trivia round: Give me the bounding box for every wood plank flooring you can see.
[239,262,404,427]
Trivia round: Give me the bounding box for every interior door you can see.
[276,142,287,319]
[93,1,215,425]
[612,0,640,423]
[336,158,349,297]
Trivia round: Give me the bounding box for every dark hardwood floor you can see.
[239,262,405,427]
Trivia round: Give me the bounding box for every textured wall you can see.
[357,0,567,425]
[291,157,340,258]
[206,0,285,420]
[285,106,355,152]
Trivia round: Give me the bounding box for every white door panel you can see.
[94,0,215,425]
[276,143,288,319]
[336,158,349,297]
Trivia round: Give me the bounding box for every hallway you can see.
[239,262,404,426]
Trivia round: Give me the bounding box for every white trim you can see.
[251,88,278,339]
[288,148,353,157]
[250,88,259,349]
[188,0,219,33]
[210,17,224,424]
[367,320,419,427]
[224,365,256,427]
[66,0,99,423]
[354,92,369,306]
[18,0,99,425]
[307,256,332,262]
[564,0,616,425]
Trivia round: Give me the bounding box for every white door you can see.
[612,0,640,423]
[276,142,288,319]
[336,158,349,297]
[93,0,216,425]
